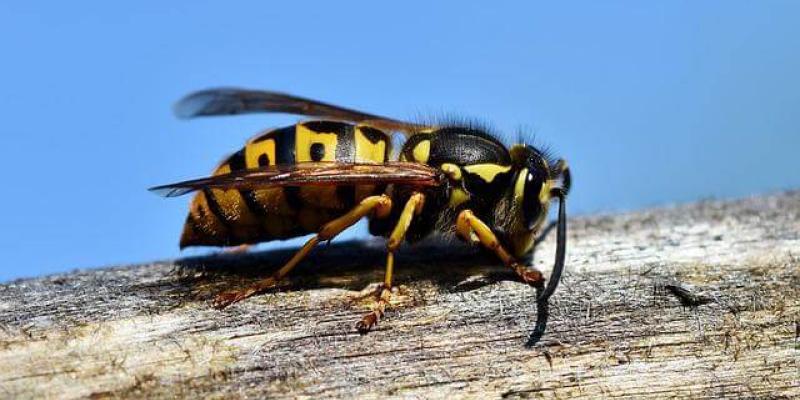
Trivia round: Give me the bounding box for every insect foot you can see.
[212,276,278,309]
[356,312,381,335]
[512,263,545,287]
[212,289,254,309]
[355,285,393,334]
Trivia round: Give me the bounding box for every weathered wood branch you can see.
[1,192,799,399]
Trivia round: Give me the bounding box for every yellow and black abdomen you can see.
[179,121,391,248]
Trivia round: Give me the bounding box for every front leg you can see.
[456,210,545,287]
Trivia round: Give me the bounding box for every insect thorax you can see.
[371,127,518,241]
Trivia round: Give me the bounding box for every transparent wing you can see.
[174,88,426,134]
[149,162,441,198]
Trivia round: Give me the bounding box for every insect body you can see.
[178,121,394,248]
[151,88,571,334]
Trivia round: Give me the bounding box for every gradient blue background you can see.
[2,1,798,281]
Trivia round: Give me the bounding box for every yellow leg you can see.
[356,192,424,333]
[213,194,393,309]
[456,210,544,286]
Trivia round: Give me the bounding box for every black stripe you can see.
[241,190,268,218]
[336,185,356,209]
[382,135,390,161]
[372,184,388,196]
[227,149,246,171]
[463,169,513,209]
[358,126,387,144]
[274,125,302,209]
[303,120,348,133]
[180,213,203,248]
[283,186,303,211]
[184,213,202,235]
[194,200,207,220]
[226,149,266,219]
[275,125,296,165]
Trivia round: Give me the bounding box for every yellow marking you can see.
[211,164,254,219]
[440,163,462,181]
[448,187,471,208]
[514,168,528,202]
[252,188,294,216]
[411,140,431,163]
[510,168,545,256]
[296,124,338,162]
[296,124,340,208]
[181,192,226,247]
[245,138,276,168]
[209,163,260,238]
[355,126,387,163]
[540,180,553,204]
[464,164,512,183]
[186,191,227,238]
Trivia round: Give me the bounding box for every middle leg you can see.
[356,192,425,333]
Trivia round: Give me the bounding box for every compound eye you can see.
[522,171,544,230]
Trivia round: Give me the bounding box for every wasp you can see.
[151,88,571,333]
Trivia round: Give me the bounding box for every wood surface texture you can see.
[1,192,798,399]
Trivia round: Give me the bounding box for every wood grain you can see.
[1,192,798,399]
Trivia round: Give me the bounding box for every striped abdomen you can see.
[180,121,391,248]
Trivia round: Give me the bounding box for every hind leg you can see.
[213,195,392,309]
[222,244,253,254]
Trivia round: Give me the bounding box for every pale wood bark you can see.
[0,192,798,399]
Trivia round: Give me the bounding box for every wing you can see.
[149,162,442,198]
[174,88,426,134]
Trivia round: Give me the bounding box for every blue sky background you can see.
[1,1,798,281]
